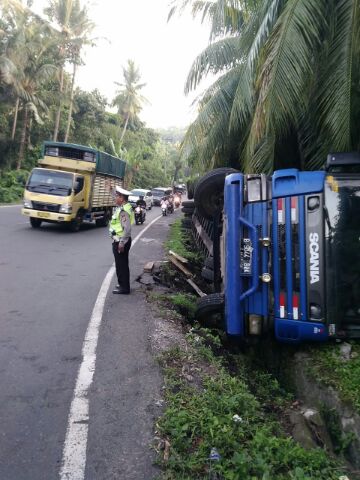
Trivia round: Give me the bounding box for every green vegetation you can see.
[306,342,360,413]
[0,169,28,203]
[152,214,350,480]
[157,336,345,479]
[164,218,202,263]
[172,0,360,174]
[0,1,186,203]
[168,293,197,321]
[321,405,356,455]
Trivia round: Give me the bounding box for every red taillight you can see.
[279,292,286,318]
[291,197,297,223]
[293,294,299,320]
[277,199,284,223]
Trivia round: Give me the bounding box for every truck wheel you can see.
[182,206,195,214]
[96,210,110,227]
[201,266,214,283]
[69,214,83,232]
[30,217,42,228]
[181,218,192,229]
[194,168,238,219]
[187,179,197,200]
[182,200,195,208]
[195,293,224,328]
[204,256,214,270]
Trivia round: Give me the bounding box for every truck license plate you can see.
[38,212,50,218]
[240,238,252,274]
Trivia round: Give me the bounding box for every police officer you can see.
[109,186,135,294]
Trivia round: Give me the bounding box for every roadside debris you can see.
[168,250,206,297]
[168,255,193,278]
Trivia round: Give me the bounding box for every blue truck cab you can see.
[222,153,360,343]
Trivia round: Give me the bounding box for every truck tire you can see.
[204,256,214,270]
[195,293,224,328]
[182,206,195,215]
[96,209,111,227]
[181,218,192,229]
[69,213,83,232]
[187,179,198,200]
[30,217,42,228]
[194,168,238,219]
[201,266,214,282]
[182,200,195,208]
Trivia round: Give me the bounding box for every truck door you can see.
[72,175,85,216]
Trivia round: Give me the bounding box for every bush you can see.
[0,169,29,203]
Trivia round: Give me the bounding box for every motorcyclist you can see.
[136,195,147,210]
[160,197,168,209]
[167,195,174,213]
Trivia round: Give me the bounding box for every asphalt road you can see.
[0,205,176,480]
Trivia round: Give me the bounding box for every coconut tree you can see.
[45,0,94,142]
[175,0,360,173]
[14,21,57,168]
[0,0,58,143]
[112,60,149,144]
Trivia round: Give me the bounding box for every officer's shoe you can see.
[112,287,130,294]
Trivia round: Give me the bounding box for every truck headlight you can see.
[59,204,72,213]
[247,178,262,202]
[23,199,32,209]
[248,314,262,335]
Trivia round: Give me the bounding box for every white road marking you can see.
[60,213,163,480]
[0,204,21,208]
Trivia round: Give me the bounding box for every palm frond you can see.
[316,0,360,152]
[185,36,242,92]
[246,0,327,165]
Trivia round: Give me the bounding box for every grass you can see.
[306,341,360,413]
[164,218,202,263]
[153,216,352,479]
[147,291,198,323]
[156,334,346,480]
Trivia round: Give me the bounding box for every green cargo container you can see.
[42,141,126,178]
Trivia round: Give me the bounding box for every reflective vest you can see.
[109,202,134,237]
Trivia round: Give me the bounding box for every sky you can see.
[31,0,212,129]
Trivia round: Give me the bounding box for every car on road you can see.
[128,189,153,210]
[151,187,173,206]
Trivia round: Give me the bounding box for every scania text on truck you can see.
[22,142,126,231]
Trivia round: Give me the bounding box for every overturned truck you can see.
[190,153,360,343]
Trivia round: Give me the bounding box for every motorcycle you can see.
[167,201,174,214]
[134,205,146,224]
[161,204,167,216]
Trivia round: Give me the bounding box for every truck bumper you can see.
[22,208,72,222]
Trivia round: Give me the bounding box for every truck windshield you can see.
[324,175,360,329]
[26,169,74,196]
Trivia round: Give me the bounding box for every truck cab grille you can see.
[32,201,60,213]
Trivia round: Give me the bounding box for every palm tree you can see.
[175,0,360,173]
[0,0,58,145]
[112,60,149,144]
[45,0,94,142]
[15,22,57,168]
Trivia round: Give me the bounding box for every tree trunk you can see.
[27,117,33,150]
[53,65,65,141]
[17,104,29,170]
[119,113,130,144]
[64,61,77,143]
[11,97,20,141]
